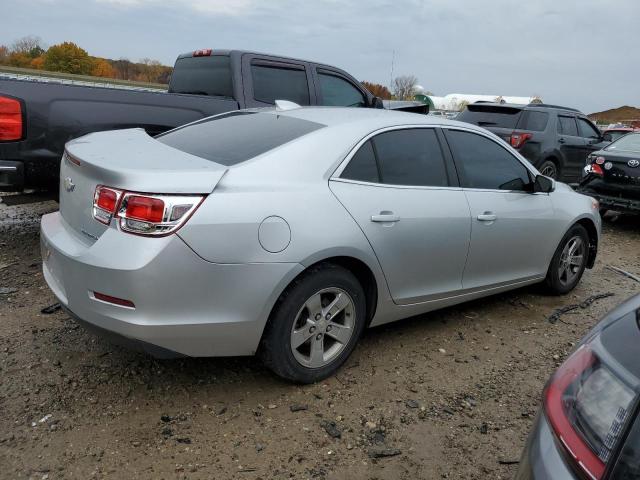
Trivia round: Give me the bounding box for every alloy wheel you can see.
[290,288,356,369]
[557,236,585,286]
[540,163,557,179]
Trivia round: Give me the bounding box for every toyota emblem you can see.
[628,159,640,168]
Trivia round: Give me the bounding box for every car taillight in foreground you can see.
[544,345,636,479]
[92,185,204,236]
[510,132,532,149]
[584,155,605,176]
[0,95,23,141]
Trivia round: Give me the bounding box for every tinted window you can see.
[341,141,379,182]
[558,116,579,136]
[373,129,448,187]
[518,111,549,131]
[251,64,310,105]
[318,72,366,107]
[578,118,601,139]
[169,55,233,97]
[157,112,323,166]
[447,130,532,191]
[456,105,523,129]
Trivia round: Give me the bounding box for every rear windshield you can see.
[456,105,523,129]
[169,55,234,98]
[605,132,640,153]
[156,112,325,166]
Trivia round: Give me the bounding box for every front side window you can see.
[578,118,601,139]
[318,72,366,107]
[447,130,532,191]
[251,63,310,105]
[558,116,579,136]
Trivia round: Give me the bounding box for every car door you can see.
[557,115,587,181]
[442,128,556,291]
[241,54,315,108]
[314,68,368,107]
[329,127,471,305]
[577,117,609,160]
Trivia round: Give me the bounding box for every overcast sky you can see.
[3,0,639,113]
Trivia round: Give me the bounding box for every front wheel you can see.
[259,263,366,383]
[544,224,589,295]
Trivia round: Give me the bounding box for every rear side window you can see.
[558,116,579,136]
[447,130,532,191]
[251,64,310,105]
[374,129,448,187]
[456,105,523,129]
[169,55,233,98]
[518,111,549,131]
[157,112,324,166]
[318,72,366,107]
[341,140,379,182]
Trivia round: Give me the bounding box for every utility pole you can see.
[389,49,395,97]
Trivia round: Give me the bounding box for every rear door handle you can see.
[558,138,566,144]
[477,212,497,222]
[371,212,400,223]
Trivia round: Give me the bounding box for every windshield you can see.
[605,132,640,153]
[156,112,325,166]
[169,55,234,98]
[607,130,632,142]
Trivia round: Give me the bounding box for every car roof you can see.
[258,106,480,132]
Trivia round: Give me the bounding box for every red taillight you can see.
[93,291,135,308]
[193,48,212,57]
[544,347,605,479]
[586,163,604,176]
[93,186,123,225]
[0,96,23,141]
[510,132,532,149]
[125,195,165,223]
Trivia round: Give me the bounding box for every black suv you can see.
[457,103,609,182]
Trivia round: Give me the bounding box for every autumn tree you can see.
[393,75,418,100]
[91,58,117,78]
[0,45,8,64]
[43,42,93,74]
[361,81,391,100]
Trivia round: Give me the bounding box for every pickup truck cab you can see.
[0,49,380,191]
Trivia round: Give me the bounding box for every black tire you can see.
[544,224,589,295]
[538,159,559,179]
[259,263,366,384]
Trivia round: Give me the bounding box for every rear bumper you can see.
[516,413,577,480]
[41,211,304,357]
[0,160,24,191]
[578,189,640,214]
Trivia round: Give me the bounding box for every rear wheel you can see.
[259,263,366,383]
[544,224,589,294]
[538,159,559,179]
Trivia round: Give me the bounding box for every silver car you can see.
[41,106,601,383]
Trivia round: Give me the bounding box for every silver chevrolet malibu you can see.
[41,105,601,383]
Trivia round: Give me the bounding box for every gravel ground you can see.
[0,195,639,480]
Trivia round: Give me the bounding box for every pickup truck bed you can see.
[0,49,381,191]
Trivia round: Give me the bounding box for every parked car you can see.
[603,126,637,142]
[516,294,640,479]
[457,103,609,182]
[0,49,383,191]
[40,106,601,383]
[578,132,640,215]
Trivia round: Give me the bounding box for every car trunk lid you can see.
[59,128,227,241]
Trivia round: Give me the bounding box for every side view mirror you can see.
[602,133,612,142]
[534,174,555,193]
[371,96,384,109]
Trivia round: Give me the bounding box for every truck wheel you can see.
[538,160,559,179]
[259,263,366,384]
[544,224,589,295]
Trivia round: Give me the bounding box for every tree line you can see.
[0,35,172,84]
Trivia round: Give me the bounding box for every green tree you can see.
[43,42,93,75]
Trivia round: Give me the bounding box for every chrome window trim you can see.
[330,124,450,187]
[330,177,463,192]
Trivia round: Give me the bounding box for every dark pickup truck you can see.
[0,49,384,191]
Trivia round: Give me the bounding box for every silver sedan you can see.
[41,105,601,383]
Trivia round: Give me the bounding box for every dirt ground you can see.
[1,194,639,480]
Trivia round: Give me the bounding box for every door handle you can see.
[477,212,497,222]
[371,212,400,223]
[558,138,566,144]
